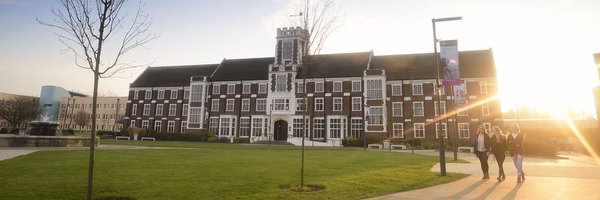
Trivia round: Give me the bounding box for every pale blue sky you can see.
[1,0,600,115]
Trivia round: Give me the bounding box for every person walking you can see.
[490,126,507,181]
[507,123,525,183]
[473,125,491,179]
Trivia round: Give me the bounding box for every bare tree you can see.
[292,0,341,188]
[0,96,39,128]
[73,109,91,131]
[37,0,156,199]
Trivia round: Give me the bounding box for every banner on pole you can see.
[453,83,467,108]
[440,40,461,86]
[364,106,370,122]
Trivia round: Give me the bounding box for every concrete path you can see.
[0,145,155,161]
[368,151,600,200]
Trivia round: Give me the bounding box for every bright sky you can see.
[1,0,599,117]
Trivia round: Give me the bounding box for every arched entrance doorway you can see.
[274,120,288,141]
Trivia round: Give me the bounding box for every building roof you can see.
[210,57,273,81]
[299,52,371,79]
[130,64,219,87]
[372,49,496,80]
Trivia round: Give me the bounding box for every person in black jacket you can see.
[473,125,491,179]
[507,123,525,183]
[490,126,507,181]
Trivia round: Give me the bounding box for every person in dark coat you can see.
[473,125,492,179]
[490,126,507,181]
[507,123,525,183]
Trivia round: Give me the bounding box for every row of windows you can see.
[131,104,189,116]
[390,101,490,117]
[60,124,123,131]
[60,114,123,120]
[133,89,191,100]
[209,97,364,112]
[131,120,187,133]
[62,103,125,110]
[212,84,268,95]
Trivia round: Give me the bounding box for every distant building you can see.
[58,96,127,131]
[0,92,39,128]
[124,27,502,145]
[39,85,87,121]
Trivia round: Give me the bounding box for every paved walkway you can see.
[0,145,155,161]
[368,151,600,200]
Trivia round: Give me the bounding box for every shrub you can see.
[146,131,207,142]
[233,137,250,143]
[524,139,557,156]
[207,132,217,142]
[0,128,7,134]
[342,136,361,147]
[10,128,20,134]
[62,129,75,136]
[217,137,230,143]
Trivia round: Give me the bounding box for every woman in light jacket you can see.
[473,125,491,179]
[490,126,507,181]
[507,123,525,183]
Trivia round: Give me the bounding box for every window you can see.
[413,102,424,116]
[458,107,468,116]
[352,81,361,92]
[392,102,403,117]
[240,118,250,137]
[242,84,251,94]
[368,107,383,125]
[219,117,236,137]
[276,74,287,92]
[212,85,220,94]
[282,41,293,60]
[154,121,162,132]
[170,90,178,99]
[143,104,150,116]
[292,118,309,138]
[158,90,165,99]
[241,99,250,111]
[169,104,177,116]
[155,104,163,116]
[458,123,470,138]
[189,108,201,123]
[435,101,446,116]
[252,117,266,137]
[191,85,203,102]
[184,88,190,99]
[209,117,219,133]
[392,123,404,138]
[480,81,488,94]
[256,99,267,111]
[130,120,136,127]
[329,118,341,139]
[313,118,325,138]
[258,83,267,94]
[333,98,342,111]
[366,79,383,99]
[333,81,342,92]
[227,84,236,94]
[145,90,152,99]
[392,84,402,96]
[226,99,235,111]
[296,98,305,111]
[482,103,490,116]
[436,123,448,138]
[211,99,219,111]
[414,123,425,138]
[142,120,149,129]
[273,99,289,110]
[181,121,187,133]
[297,82,304,93]
[412,84,423,95]
[134,90,139,99]
[314,98,324,111]
[167,121,175,133]
[350,118,363,138]
[182,104,188,116]
[484,123,492,133]
[352,97,362,111]
[315,82,324,93]
[131,104,137,115]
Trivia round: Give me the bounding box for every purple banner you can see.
[440,40,461,86]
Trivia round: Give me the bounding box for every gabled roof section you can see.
[300,52,371,79]
[372,49,495,80]
[210,57,274,81]
[130,64,219,87]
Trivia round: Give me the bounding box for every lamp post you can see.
[432,16,462,177]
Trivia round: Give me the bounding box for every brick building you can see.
[58,96,127,131]
[124,27,502,145]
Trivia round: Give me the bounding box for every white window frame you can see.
[181,121,187,133]
[391,84,402,96]
[366,79,383,99]
[352,81,361,92]
[276,74,287,92]
[212,85,220,95]
[182,104,189,116]
[239,117,251,137]
[143,104,150,116]
[158,90,165,99]
[184,88,190,100]
[297,82,304,93]
[209,117,219,133]
[414,123,425,138]
[482,103,490,116]
[142,120,149,129]
[328,117,343,139]
[368,106,383,125]
[292,117,310,138]
[258,83,267,94]
[155,104,163,116]
[392,123,404,138]
[458,123,470,138]
[315,82,324,93]
[435,101,446,116]
[154,121,162,132]
[484,123,492,133]
[170,90,178,99]
[333,81,342,92]
[412,83,423,95]
[241,99,250,112]
[168,104,177,116]
[413,101,424,117]
[167,121,175,133]
[145,90,152,99]
[189,108,201,123]
[226,99,235,111]
[134,90,139,100]
[392,102,403,117]
[313,118,325,139]
[435,123,448,138]
[131,104,137,116]
[256,99,267,111]
[350,118,363,138]
[352,97,362,111]
[242,84,251,94]
[333,97,342,111]
[211,99,219,112]
[251,116,268,137]
[191,84,203,102]
[227,84,236,94]
[314,98,324,111]
[296,98,305,111]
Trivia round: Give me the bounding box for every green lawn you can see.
[0,142,467,200]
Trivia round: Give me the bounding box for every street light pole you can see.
[432,16,461,177]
